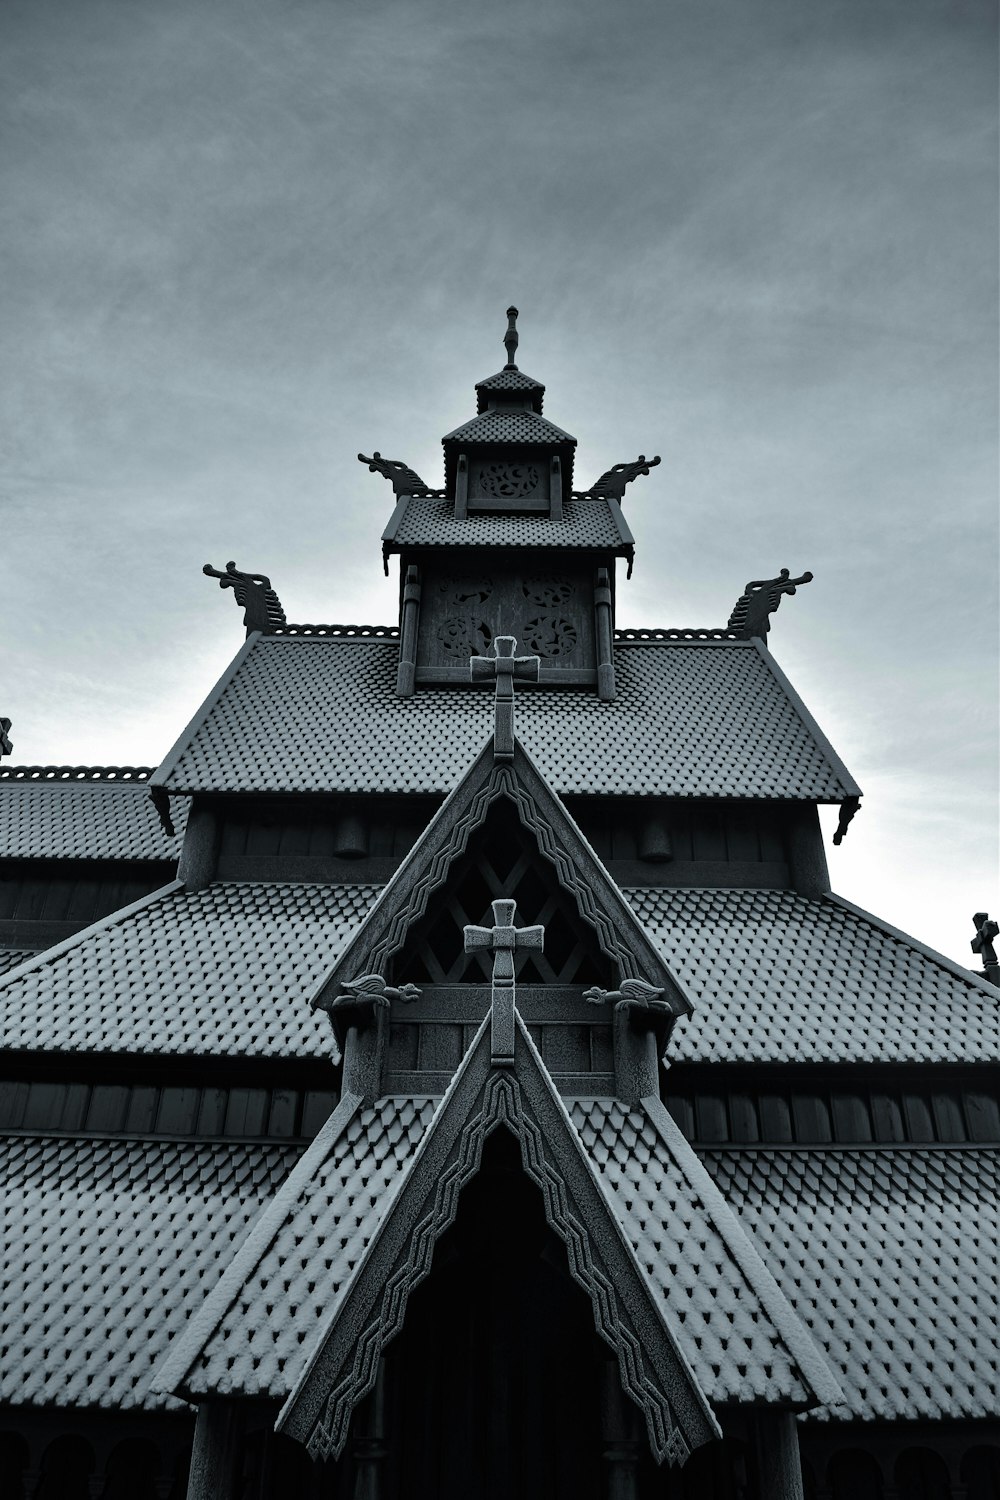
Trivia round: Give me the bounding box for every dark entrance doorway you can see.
[379,1126,605,1499]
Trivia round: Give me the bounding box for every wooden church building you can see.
[1,310,998,1499]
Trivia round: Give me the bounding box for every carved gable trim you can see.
[311,738,691,1018]
[277,1016,719,1466]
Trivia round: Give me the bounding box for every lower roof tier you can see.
[1,1124,995,1425]
[0,881,994,1065]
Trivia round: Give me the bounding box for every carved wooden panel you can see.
[416,564,595,680]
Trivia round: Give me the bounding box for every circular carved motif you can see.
[522,576,573,607]
[524,615,578,658]
[479,463,539,499]
[441,577,493,605]
[438,617,493,658]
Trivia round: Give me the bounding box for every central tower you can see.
[366,309,651,699]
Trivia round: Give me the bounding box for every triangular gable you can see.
[310,734,692,1020]
[275,1011,721,1467]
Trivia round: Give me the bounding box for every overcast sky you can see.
[2,0,996,966]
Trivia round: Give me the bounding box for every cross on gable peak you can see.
[464,897,544,1066]
[469,635,540,761]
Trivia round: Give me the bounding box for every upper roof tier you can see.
[150,634,860,802]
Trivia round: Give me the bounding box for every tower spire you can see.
[504,305,519,368]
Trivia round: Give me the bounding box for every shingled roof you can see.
[2,881,991,1066]
[0,775,186,861]
[703,1145,1000,1422]
[383,495,632,554]
[0,1133,300,1411]
[151,637,859,802]
[0,881,374,1058]
[159,1026,835,1459]
[633,888,1000,1064]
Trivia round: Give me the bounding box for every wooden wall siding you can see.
[0,861,173,932]
[667,1079,1000,1146]
[391,805,614,988]
[0,1077,338,1141]
[384,1008,614,1096]
[565,798,788,867]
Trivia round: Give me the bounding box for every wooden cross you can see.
[464,898,544,1065]
[469,635,539,760]
[972,911,1000,987]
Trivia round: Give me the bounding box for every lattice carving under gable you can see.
[391,804,613,987]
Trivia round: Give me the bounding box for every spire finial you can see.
[504,305,519,368]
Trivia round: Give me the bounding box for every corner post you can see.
[177,804,220,891]
[600,1360,642,1499]
[785,803,831,898]
[351,1356,388,1499]
[595,566,616,701]
[186,1400,244,1500]
[549,453,563,522]
[395,564,421,697]
[613,1008,659,1106]
[341,1004,390,1104]
[454,452,469,519]
[753,1411,805,1500]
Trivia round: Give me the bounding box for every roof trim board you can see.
[310,734,693,1023]
[151,1092,364,1399]
[752,641,863,800]
[275,1015,722,1467]
[150,632,262,792]
[641,1097,844,1411]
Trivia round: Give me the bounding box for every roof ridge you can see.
[0,765,155,782]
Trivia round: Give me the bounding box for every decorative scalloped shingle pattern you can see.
[442,408,573,444]
[0,1135,300,1411]
[475,368,545,393]
[0,882,379,1057]
[625,888,1000,1063]
[571,1100,814,1407]
[188,1097,436,1396]
[0,949,36,976]
[702,1146,1000,1422]
[390,497,624,549]
[0,781,186,861]
[159,639,852,801]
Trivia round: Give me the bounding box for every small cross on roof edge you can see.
[469,636,540,761]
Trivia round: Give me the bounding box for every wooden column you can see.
[785,803,831,898]
[342,1003,390,1104]
[600,1362,641,1500]
[753,1411,805,1500]
[395,564,421,697]
[613,1007,659,1107]
[595,567,616,700]
[186,1400,244,1500]
[454,452,469,519]
[177,804,220,891]
[351,1357,388,1499]
[550,453,564,522]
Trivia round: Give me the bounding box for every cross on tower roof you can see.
[464,898,544,1066]
[972,911,1000,987]
[469,636,540,760]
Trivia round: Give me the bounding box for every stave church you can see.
[1,309,998,1499]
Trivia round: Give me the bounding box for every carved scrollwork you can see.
[523,614,578,658]
[522,576,573,606]
[440,576,493,605]
[479,462,539,499]
[438,617,493,658]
